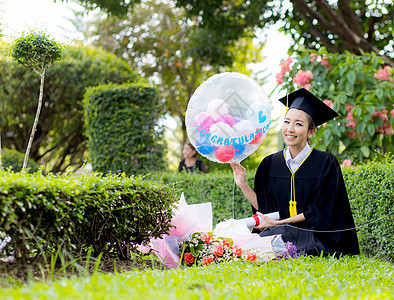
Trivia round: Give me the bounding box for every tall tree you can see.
[84,0,264,143]
[10,31,63,170]
[66,0,394,67]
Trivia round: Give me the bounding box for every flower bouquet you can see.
[150,193,304,268]
[178,232,277,266]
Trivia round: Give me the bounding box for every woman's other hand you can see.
[253,212,280,230]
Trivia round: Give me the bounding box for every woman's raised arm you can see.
[231,163,258,210]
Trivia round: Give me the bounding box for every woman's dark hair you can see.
[304,112,316,145]
[305,113,316,131]
[184,141,198,157]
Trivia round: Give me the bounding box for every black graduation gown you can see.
[254,148,360,256]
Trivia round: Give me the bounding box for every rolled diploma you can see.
[264,211,280,221]
[239,211,280,228]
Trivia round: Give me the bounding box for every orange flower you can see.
[245,252,257,262]
[204,234,212,244]
[232,245,242,257]
[214,245,224,257]
[222,240,231,248]
[203,257,213,265]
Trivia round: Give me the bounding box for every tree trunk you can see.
[23,70,45,170]
[181,117,187,146]
[290,0,394,67]
[0,131,2,169]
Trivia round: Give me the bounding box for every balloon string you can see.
[261,210,394,233]
[232,179,236,219]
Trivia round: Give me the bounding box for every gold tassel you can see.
[289,200,297,217]
[289,173,297,217]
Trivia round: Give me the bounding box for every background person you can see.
[178,141,208,173]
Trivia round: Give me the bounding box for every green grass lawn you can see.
[2,255,393,299]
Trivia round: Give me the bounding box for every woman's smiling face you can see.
[282,108,314,150]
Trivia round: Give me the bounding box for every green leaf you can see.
[367,123,375,137]
[345,81,354,94]
[332,127,341,137]
[347,71,356,84]
[357,122,366,132]
[376,89,384,100]
[366,106,375,115]
[323,130,333,147]
[354,107,362,117]
[360,146,370,158]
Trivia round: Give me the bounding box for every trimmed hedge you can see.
[83,82,166,176]
[343,160,394,261]
[1,160,391,262]
[151,160,394,260]
[1,148,40,173]
[0,170,177,261]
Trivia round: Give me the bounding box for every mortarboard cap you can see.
[279,88,338,127]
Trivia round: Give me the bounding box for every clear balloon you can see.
[186,72,271,163]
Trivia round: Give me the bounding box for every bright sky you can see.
[0,0,290,122]
[0,0,83,42]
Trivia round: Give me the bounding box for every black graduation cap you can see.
[279,88,338,127]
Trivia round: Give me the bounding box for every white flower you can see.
[213,219,251,237]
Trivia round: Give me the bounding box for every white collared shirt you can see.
[285,143,312,173]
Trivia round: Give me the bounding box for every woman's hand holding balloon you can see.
[230,163,247,188]
[230,163,258,210]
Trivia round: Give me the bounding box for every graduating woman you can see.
[231,88,359,256]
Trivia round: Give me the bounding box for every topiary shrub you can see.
[83,82,166,176]
[1,148,40,173]
[10,30,63,170]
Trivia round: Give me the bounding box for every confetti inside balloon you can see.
[186,72,271,163]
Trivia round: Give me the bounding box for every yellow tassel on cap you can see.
[285,94,289,115]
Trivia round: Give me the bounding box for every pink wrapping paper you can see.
[150,193,212,268]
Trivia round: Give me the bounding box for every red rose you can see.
[246,252,257,262]
[222,240,231,248]
[184,253,195,264]
[214,245,224,257]
[204,234,212,244]
[203,257,213,265]
[232,245,242,257]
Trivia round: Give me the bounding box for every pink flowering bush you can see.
[374,66,393,81]
[293,70,313,90]
[276,57,293,85]
[276,48,394,163]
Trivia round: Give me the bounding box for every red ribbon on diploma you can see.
[252,214,260,226]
